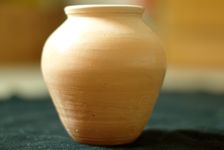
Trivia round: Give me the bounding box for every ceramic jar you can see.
[42,5,166,145]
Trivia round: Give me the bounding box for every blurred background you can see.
[1,1,224,149]
[0,0,224,100]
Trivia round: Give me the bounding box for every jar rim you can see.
[65,5,144,15]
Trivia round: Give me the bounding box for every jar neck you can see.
[65,5,144,17]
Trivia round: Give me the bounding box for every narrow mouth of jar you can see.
[65,5,144,15]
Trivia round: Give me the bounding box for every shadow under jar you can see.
[41,5,166,145]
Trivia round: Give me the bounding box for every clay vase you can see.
[41,5,166,145]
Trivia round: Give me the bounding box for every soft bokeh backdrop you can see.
[1,2,224,149]
[0,0,224,99]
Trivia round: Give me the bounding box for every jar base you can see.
[71,135,139,146]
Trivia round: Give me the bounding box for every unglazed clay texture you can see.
[42,5,166,145]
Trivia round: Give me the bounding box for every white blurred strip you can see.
[0,65,48,100]
[0,65,224,101]
[163,67,224,94]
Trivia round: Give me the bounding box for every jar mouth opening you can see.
[65,5,144,15]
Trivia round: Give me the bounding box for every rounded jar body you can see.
[42,5,166,145]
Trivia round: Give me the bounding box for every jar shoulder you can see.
[42,16,165,68]
[46,16,158,45]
